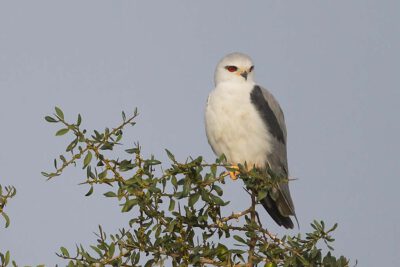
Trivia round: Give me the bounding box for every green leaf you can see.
[60,247,70,257]
[168,198,175,211]
[85,186,93,196]
[125,148,139,154]
[104,191,116,197]
[211,164,217,177]
[165,149,176,162]
[213,185,223,196]
[211,195,225,205]
[181,179,191,198]
[55,107,64,120]
[171,175,178,189]
[66,138,78,152]
[144,259,154,267]
[145,159,161,166]
[90,245,102,257]
[233,235,246,244]
[167,220,176,233]
[83,151,92,168]
[100,142,113,150]
[108,243,115,257]
[56,128,69,136]
[122,199,139,212]
[189,192,200,206]
[2,212,10,228]
[4,251,10,266]
[98,169,107,179]
[76,114,82,126]
[45,116,58,123]
[229,249,245,254]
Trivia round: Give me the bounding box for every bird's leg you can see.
[228,165,240,180]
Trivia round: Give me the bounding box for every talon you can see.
[228,165,239,180]
[229,171,238,180]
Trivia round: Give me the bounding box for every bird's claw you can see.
[227,165,239,180]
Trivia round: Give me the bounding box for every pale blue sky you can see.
[0,1,399,266]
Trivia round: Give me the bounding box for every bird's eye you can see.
[225,66,238,72]
[249,65,254,72]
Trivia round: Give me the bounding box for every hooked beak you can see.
[240,71,248,80]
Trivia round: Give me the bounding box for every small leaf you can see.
[108,243,115,257]
[5,251,10,265]
[125,148,139,154]
[144,259,154,267]
[83,151,92,168]
[56,128,69,136]
[100,142,113,150]
[168,198,175,211]
[122,199,139,212]
[76,114,82,126]
[211,195,225,205]
[233,235,246,244]
[171,176,178,189]
[98,169,107,179]
[2,212,10,228]
[181,179,191,198]
[90,245,102,257]
[66,138,78,152]
[60,247,70,257]
[165,149,176,162]
[85,186,93,196]
[55,107,64,120]
[189,193,200,206]
[229,249,245,254]
[213,185,223,196]
[45,116,58,123]
[145,159,161,166]
[104,191,116,197]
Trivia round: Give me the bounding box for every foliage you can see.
[0,185,16,229]
[0,185,17,267]
[40,107,349,267]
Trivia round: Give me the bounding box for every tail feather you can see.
[260,194,295,229]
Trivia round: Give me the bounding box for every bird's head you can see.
[214,52,255,85]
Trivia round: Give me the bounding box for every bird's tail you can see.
[260,185,298,229]
[260,195,294,229]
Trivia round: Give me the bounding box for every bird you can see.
[205,52,297,229]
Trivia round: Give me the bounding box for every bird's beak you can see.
[240,71,248,80]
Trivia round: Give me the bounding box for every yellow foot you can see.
[227,165,239,180]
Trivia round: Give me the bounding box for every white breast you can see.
[205,82,272,168]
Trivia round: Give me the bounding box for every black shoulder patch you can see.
[250,85,285,144]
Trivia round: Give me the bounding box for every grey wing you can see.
[251,85,297,227]
[260,88,287,141]
[259,87,289,174]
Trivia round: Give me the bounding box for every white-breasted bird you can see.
[205,52,297,229]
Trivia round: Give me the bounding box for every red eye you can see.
[249,65,254,72]
[225,66,238,72]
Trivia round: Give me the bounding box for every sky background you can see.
[0,1,399,266]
